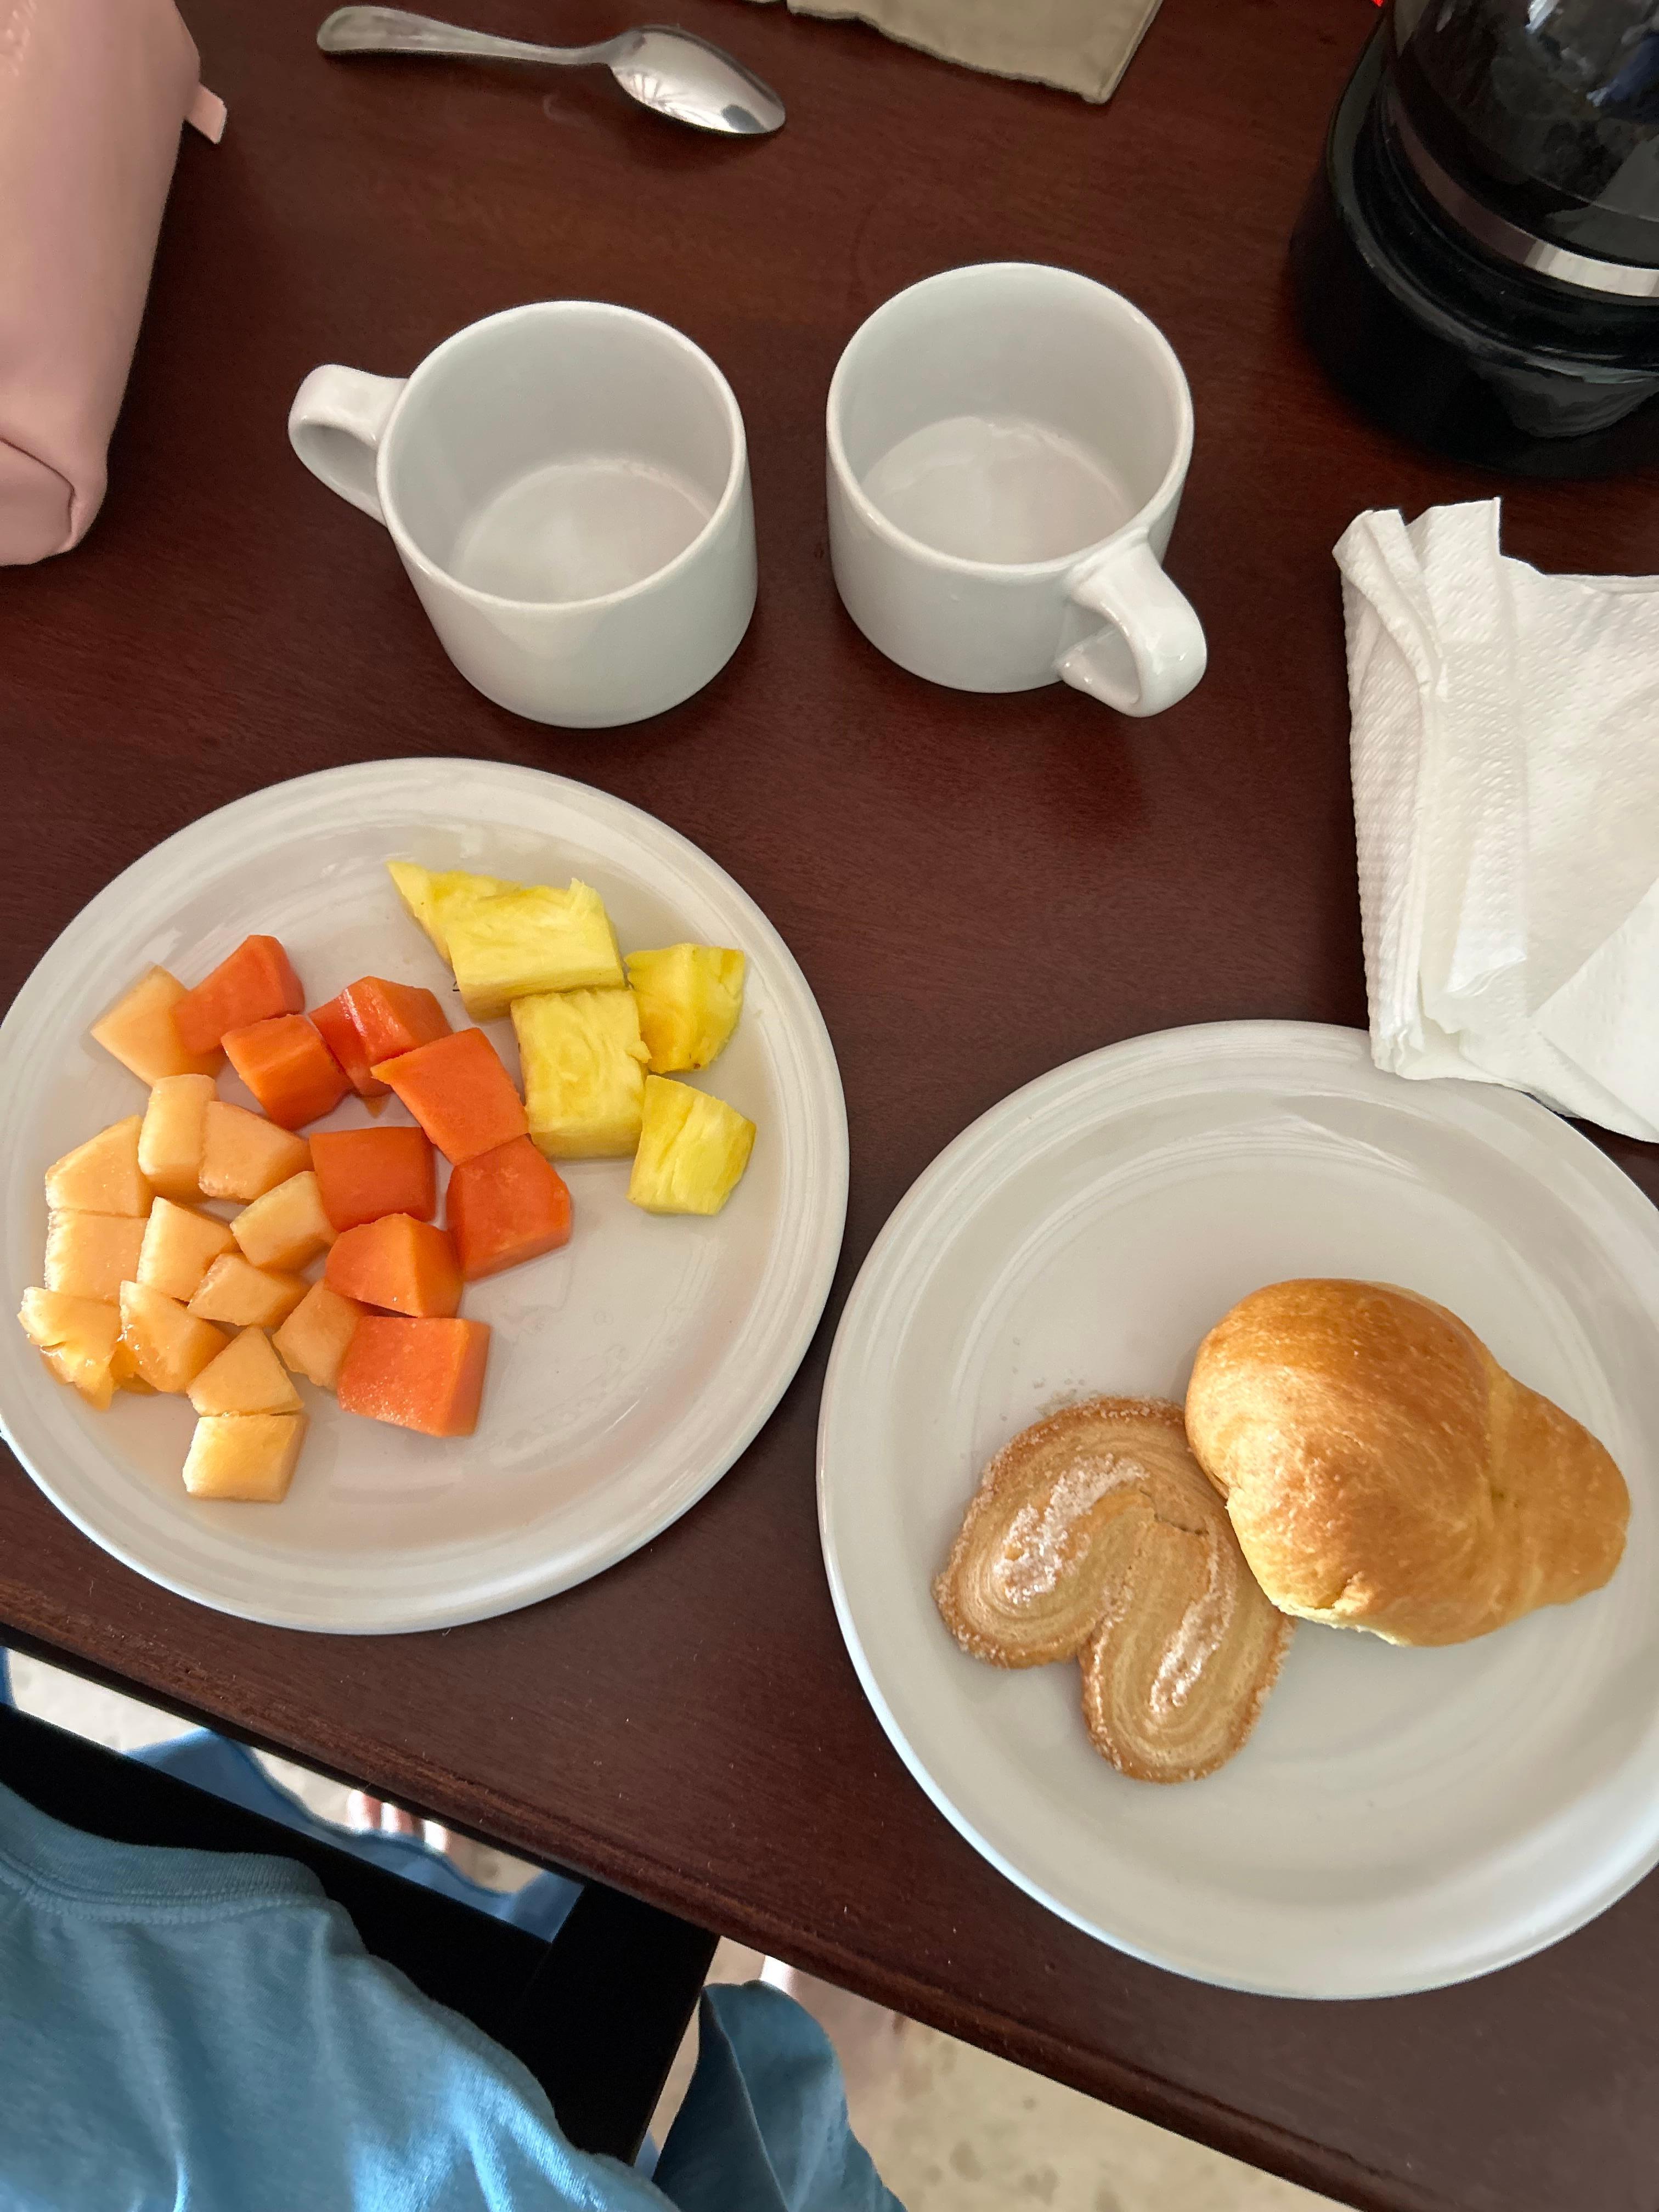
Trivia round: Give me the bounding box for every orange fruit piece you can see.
[311,994,388,1099]
[175,936,304,1054]
[446,1135,572,1282]
[325,1214,462,1318]
[338,1316,490,1437]
[224,1015,351,1130]
[340,976,452,1064]
[311,1126,436,1233]
[371,1027,528,1166]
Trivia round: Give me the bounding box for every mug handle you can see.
[287,366,407,523]
[1056,531,1207,718]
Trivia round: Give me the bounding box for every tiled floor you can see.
[9,1653,1338,2212]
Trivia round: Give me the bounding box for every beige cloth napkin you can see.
[740,0,1160,101]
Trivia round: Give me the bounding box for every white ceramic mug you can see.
[826,264,1206,716]
[289,302,756,728]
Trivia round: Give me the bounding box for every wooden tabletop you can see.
[4,2,1659,2208]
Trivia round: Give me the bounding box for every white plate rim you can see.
[816,1019,1659,1998]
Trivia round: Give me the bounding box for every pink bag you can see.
[0,0,224,565]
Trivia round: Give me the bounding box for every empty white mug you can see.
[289,302,756,728]
[826,263,1206,716]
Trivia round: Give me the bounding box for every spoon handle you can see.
[317,8,619,67]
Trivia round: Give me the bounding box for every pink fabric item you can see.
[0,0,221,565]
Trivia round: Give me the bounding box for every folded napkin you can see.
[1337,499,1659,1142]
[739,0,1159,102]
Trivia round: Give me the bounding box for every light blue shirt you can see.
[0,1775,901,2212]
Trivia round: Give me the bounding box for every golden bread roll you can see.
[1184,1280,1629,1647]
[934,1398,1293,1782]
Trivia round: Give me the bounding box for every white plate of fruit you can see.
[0,759,847,1632]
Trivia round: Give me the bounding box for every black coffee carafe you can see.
[1291,0,1659,476]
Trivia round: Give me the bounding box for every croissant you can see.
[1184,1280,1630,1646]
[934,1398,1293,1783]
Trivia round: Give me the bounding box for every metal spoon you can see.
[317,6,786,135]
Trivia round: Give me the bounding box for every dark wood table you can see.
[4,3,1658,2208]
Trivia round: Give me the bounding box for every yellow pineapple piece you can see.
[199,1101,310,1203]
[627,1077,755,1216]
[387,861,515,961]
[138,1074,216,1201]
[187,1328,303,1416]
[625,945,746,1074]
[273,1282,362,1391]
[512,988,650,1159]
[183,1411,307,1502]
[91,967,223,1084]
[188,1255,309,1329]
[448,885,625,1022]
[44,1117,152,1216]
[119,1280,227,1393]
[44,1212,147,1302]
[19,1289,121,1410]
[137,1199,237,1303]
[232,1171,334,1272]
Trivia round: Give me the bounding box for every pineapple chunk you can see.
[137,1198,237,1302]
[199,1101,310,1203]
[119,1280,227,1393]
[183,1411,307,1502]
[273,1281,362,1391]
[512,988,650,1159]
[19,1289,121,1410]
[139,1074,217,1201]
[44,1212,147,1302]
[232,1171,335,1271]
[627,1077,755,1216]
[188,1328,303,1415]
[188,1255,309,1328]
[91,967,223,1084]
[388,861,514,961]
[625,946,746,1074]
[44,1117,151,1216]
[444,881,624,1021]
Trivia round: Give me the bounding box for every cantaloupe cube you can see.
[625,945,746,1074]
[198,1102,310,1203]
[19,1289,122,1410]
[188,1255,309,1329]
[511,988,649,1159]
[232,1171,335,1271]
[44,1118,152,1216]
[119,1280,227,1393]
[187,1328,303,1415]
[273,1281,363,1391]
[137,1199,237,1302]
[138,1075,217,1203]
[443,879,625,1021]
[44,1212,148,1302]
[91,967,223,1084]
[183,1411,307,1502]
[110,1338,157,1395]
[627,1079,755,1216]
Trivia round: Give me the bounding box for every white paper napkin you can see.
[1336,498,1659,1142]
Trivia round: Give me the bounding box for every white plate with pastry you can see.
[0,759,847,1632]
[817,1022,1659,1997]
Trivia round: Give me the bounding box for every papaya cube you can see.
[447,1137,572,1281]
[371,1028,527,1166]
[183,1412,307,1502]
[338,1316,490,1438]
[138,1074,217,1202]
[119,1281,227,1393]
[232,1171,335,1272]
[187,1328,303,1415]
[311,994,388,1099]
[174,935,304,1054]
[625,945,747,1074]
[627,1078,755,1217]
[137,1199,237,1302]
[311,1126,436,1232]
[91,967,223,1084]
[44,1212,146,1302]
[19,1289,122,1411]
[443,880,625,1021]
[511,988,649,1160]
[273,1281,362,1391]
[338,976,452,1065]
[198,1102,311,1203]
[224,1015,349,1130]
[188,1255,309,1329]
[325,1215,462,1318]
[45,1117,151,1216]
[387,862,514,961]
